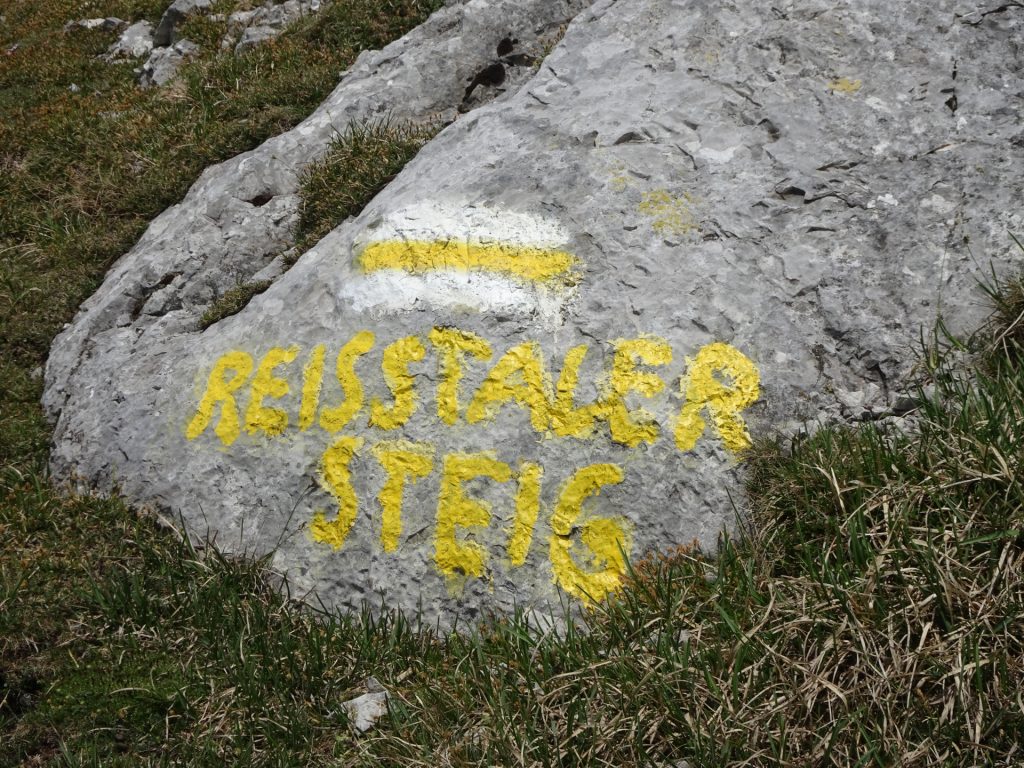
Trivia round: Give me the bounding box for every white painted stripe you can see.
[339,270,567,328]
[355,202,571,251]
[343,202,576,327]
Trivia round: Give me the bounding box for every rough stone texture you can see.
[45,0,1024,626]
[225,0,323,53]
[138,38,199,87]
[105,21,155,60]
[153,0,213,47]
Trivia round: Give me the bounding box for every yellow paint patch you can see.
[358,240,577,285]
[606,337,672,447]
[429,327,492,425]
[320,331,374,432]
[245,346,299,437]
[548,463,630,603]
[638,189,697,236]
[674,342,760,454]
[434,452,512,578]
[298,344,326,431]
[310,436,363,550]
[507,462,542,566]
[609,161,632,192]
[466,341,552,432]
[369,335,426,430]
[372,441,434,553]
[828,77,862,94]
[550,344,602,438]
[186,350,254,446]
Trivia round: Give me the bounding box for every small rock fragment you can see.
[154,0,213,47]
[235,25,279,54]
[139,39,199,88]
[225,0,328,53]
[64,17,127,33]
[106,21,155,60]
[341,680,390,734]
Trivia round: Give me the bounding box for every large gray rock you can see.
[45,0,1024,625]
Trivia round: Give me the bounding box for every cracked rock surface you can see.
[45,0,1024,626]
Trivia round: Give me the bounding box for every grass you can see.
[2,1,1024,765]
[198,279,273,330]
[197,116,442,326]
[294,117,444,256]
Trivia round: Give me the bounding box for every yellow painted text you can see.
[508,462,542,566]
[466,341,551,432]
[310,436,363,550]
[369,335,426,430]
[320,331,374,433]
[245,346,299,437]
[674,342,760,453]
[186,350,254,446]
[429,327,492,425]
[549,463,631,603]
[372,441,434,553]
[435,452,512,578]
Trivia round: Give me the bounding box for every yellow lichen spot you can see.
[369,336,426,430]
[609,162,632,192]
[186,350,254,446]
[298,344,326,431]
[429,327,492,425]
[244,345,299,437]
[358,240,577,285]
[604,337,672,447]
[434,452,512,579]
[548,463,631,603]
[507,462,542,566]
[372,441,434,553]
[466,342,552,432]
[310,436,363,550]
[320,331,374,432]
[828,77,862,94]
[638,189,697,236]
[674,342,760,454]
[550,345,603,438]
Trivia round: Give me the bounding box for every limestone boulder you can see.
[45,0,1024,625]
